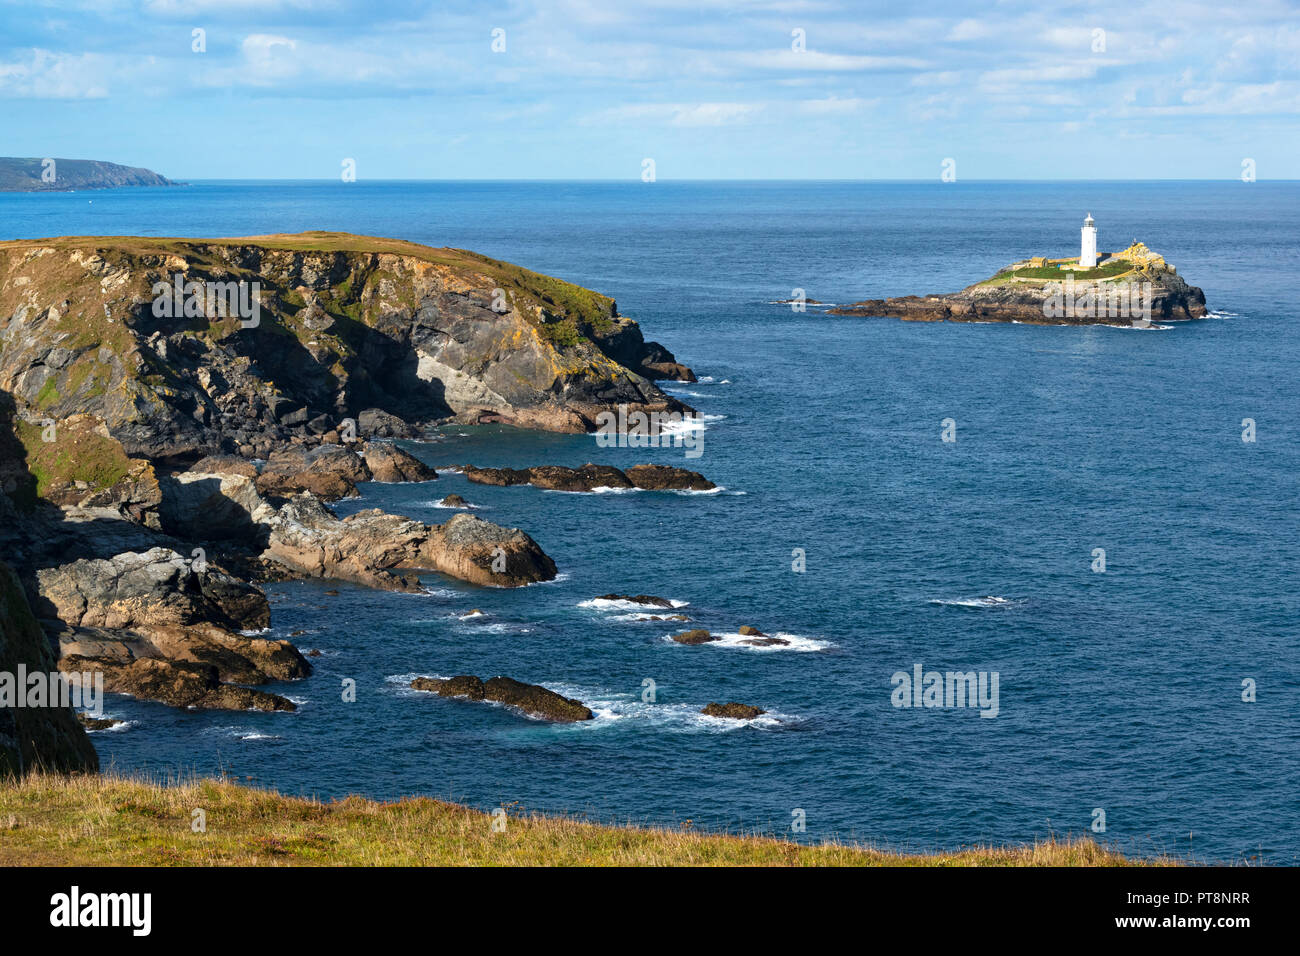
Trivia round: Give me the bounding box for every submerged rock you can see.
[701,702,766,720]
[439,494,469,508]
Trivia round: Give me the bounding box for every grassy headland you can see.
[0,773,1160,867]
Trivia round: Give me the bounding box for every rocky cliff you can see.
[0,232,693,465]
[0,157,177,192]
[0,558,99,777]
[0,234,691,721]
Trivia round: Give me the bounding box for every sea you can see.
[2,180,1296,862]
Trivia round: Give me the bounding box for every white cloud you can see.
[582,101,763,126]
[0,49,114,98]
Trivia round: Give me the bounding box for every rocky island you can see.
[0,232,696,728]
[831,215,1207,326]
[0,157,179,192]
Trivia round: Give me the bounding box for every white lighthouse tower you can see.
[1080,213,1098,268]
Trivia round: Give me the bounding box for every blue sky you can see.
[1,0,1297,180]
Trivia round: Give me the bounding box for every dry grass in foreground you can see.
[0,772,1165,867]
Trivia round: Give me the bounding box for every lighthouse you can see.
[1080,213,1097,268]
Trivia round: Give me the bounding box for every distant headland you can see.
[0,157,179,192]
[831,214,1208,326]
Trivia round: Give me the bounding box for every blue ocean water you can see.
[4,181,1297,862]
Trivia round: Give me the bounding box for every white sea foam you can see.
[545,684,795,732]
[458,609,486,619]
[579,597,690,612]
[1205,310,1239,319]
[527,571,571,587]
[660,632,832,655]
[202,725,282,740]
[606,612,692,623]
[435,466,463,474]
[415,586,461,598]
[929,595,1022,609]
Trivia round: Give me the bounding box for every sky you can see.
[1,0,1298,180]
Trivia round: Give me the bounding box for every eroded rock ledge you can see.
[410,675,594,722]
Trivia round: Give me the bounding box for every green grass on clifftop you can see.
[0,773,1160,867]
[0,231,619,332]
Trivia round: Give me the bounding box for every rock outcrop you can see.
[264,495,556,589]
[61,656,295,712]
[670,629,717,645]
[0,561,99,776]
[463,463,714,492]
[830,254,1208,325]
[30,546,308,711]
[363,442,437,484]
[0,233,695,462]
[256,444,371,500]
[411,674,593,722]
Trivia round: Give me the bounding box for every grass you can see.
[15,416,134,496]
[0,772,1160,867]
[0,231,618,327]
[0,232,620,361]
[980,260,1135,285]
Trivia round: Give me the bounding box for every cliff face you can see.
[0,233,692,465]
[0,235,678,720]
[830,259,1208,325]
[0,157,176,192]
[0,557,99,777]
